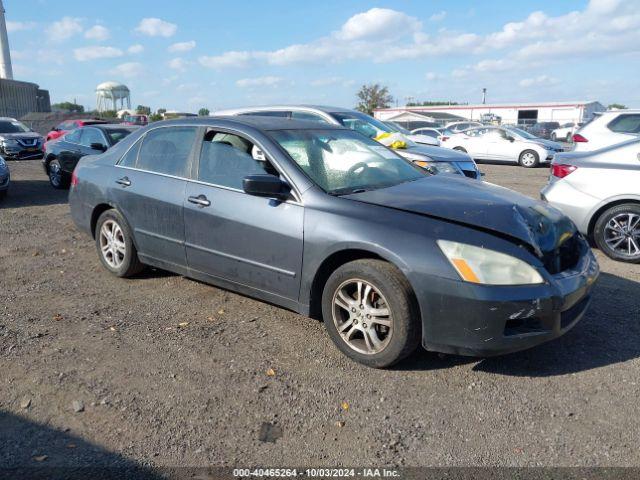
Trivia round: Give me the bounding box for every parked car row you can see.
[68,115,599,367]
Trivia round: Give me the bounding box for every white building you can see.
[374,101,606,126]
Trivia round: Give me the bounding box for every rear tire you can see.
[321,259,420,368]
[94,209,144,277]
[48,158,70,189]
[593,203,640,263]
[519,149,539,168]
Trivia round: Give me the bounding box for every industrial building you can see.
[374,101,606,127]
[0,0,51,118]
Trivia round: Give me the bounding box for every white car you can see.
[443,126,564,168]
[444,121,484,133]
[411,127,450,143]
[573,110,640,151]
[541,137,640,263]
[551,122,583,142]
[381,121,439,146]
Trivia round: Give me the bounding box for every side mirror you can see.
[506,136,515,142]
[90,143,108,152]
[243,174,289,200]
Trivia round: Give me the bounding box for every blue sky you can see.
[5,0,640,112]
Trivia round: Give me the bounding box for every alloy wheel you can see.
[520,152,537,167]
[99,220,126,269]
[604,213,640,257]
[332,279,393,355]
[49,161,62,187]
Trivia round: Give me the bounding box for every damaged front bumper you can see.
[419,240,599,357]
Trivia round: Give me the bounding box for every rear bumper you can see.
[419,240,599,357]
[540,180,598,234]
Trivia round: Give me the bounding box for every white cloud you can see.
[197,1,640,72]
[310,77,343,87]
[73,46,123,61]
[425,72,440,81]
[429,11,447,22]
[199,51,253,69]
[168,57,188,71]
[336,8,421,41]
[84,25,110,41]
[236,76,283,88]
[46,17,83,41]
[109,62,145,78]
[127,44,144,54]
[135,18,177,37]
[168,40,196,53]
[519,75,559,87]
[7,21,36,32]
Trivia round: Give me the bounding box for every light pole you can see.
[482,88,487,104]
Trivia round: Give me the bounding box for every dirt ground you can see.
[1,159,639,472]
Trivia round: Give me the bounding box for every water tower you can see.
[96,81,131,112]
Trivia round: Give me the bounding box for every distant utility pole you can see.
[482,88,487,104]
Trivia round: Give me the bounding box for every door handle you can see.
[188,194,211,207]
[116,176,131,187]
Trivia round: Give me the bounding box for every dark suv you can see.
[0,117,44,160]
[529,122,561,140]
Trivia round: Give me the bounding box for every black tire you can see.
[321,259,420,368]
[47,158,70,189]
[0,189,6,200]
[593,203,640,263]
[453,146,467,153]
[518,149,539,168]
[94,209,144,277]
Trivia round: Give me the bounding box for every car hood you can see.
[344,175,576,256]
[0,132,42,141]
[406,133,438,146]
[400,143,473,162]
[527,138,563,150]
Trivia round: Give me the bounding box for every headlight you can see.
[1,139,19,147]
[414,160,460,175]
[437,240,544,285]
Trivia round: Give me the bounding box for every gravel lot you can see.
[1,159,639,471]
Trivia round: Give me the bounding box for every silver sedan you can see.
[541,137,640,263]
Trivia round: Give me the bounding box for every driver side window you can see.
[198,131,277,190]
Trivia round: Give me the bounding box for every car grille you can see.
[17,138,38,147]
[542,233,582,274]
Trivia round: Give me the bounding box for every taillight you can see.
[551,164,577,179]
[572,133,588,143]
[71,170,79,187]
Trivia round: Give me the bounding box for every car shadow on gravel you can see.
[0,411,162,480]
[401,272,640,376]
[1,180,68,208]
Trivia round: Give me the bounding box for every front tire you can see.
[95,209,144,277]
[321,259,420,368]
[593,204,640,263]
[48,158,70,189]
[519,149,539,168]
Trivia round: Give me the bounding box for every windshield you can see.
[330,111,398,137]
[505,127,537,139]
[271,129,426,195]
[383,121,412,135]
[0,120,30,134]
[105,128,135,145]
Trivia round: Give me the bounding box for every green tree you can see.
[198,107,210,116]
[355,84,393,116]
[608,103,627,110]
[52,101,84,113]
[100,110,118,118]
[136,105,151,115]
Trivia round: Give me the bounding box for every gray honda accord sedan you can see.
[69,116,599,367]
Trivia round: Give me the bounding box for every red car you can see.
[45,119,109,142]
[122,114,148,126]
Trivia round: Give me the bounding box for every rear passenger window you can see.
[291,111,328,123]
[137,127,197,177]
[118,138,142,167]
[198,131,276,189]
[608,114,640,134]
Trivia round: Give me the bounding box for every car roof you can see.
[154,115,348,131]
[217,105,357,115]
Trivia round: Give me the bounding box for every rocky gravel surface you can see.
[1,159,639,471]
